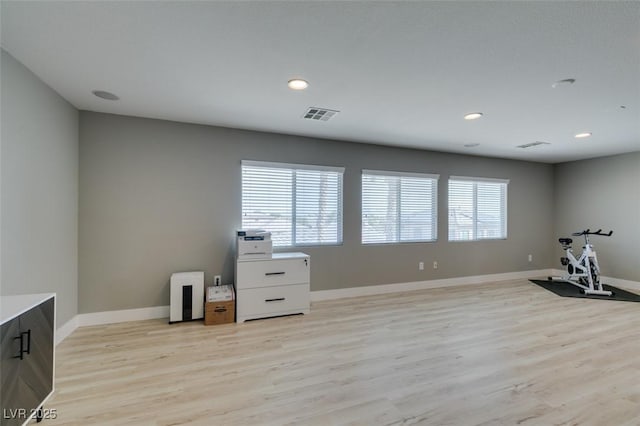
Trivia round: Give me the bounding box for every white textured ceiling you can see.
[2,1,639,163]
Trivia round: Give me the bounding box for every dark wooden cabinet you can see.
[1,317,22,423]
[1,295,55,426]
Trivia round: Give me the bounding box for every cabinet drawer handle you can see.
[13,330,30,360]
[13,334,24,360]
[265,272,285,276]
[24,329,31,355]
[265,298,285,302]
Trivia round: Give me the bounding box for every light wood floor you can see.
[47,279,640,425]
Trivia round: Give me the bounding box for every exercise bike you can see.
[548,229,613,296]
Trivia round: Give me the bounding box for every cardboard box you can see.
[204,285,235,325]
[204,300,235,325]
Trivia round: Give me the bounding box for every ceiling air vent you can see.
[303,107,339,121]
[517,141,550,149]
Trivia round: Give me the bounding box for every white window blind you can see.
[362,170,439,244]
[448,176,508,241]
[242,161,344,247]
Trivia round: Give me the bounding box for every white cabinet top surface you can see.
[1,293,55,324]
[237,252,309,262]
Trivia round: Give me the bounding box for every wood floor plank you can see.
[46,279,640,425]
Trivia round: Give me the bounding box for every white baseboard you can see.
[55,270,639,344]
[550,269,640,291]
[55,306,170,345]
[77,305,170,327]
[602,276,640,291]
[56,315,79,345]
[310,269,554,302]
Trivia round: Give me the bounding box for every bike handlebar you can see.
[571,229,613,237]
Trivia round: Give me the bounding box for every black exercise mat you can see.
[529,279,640,302]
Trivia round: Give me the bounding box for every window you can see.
[241,160,344,247]
[448,176,508,241]
[362,170,439,244]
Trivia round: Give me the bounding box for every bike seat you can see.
[559,238,573,245]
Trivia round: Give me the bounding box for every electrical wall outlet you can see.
[419,262,424,271]
[528,254,533,262]
[214,275,221,286]
[433,261,438,269]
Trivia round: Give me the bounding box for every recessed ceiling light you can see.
[464,112,483,120]
[464,143,480,148]
[552,78,576,88]
[92,90,119,100]
[287,79,309,90]
[575,132,592,138]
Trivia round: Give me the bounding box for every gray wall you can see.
[554,152,640,282]
[79,111,554,313]
[1,50,79,327]
[1,48,635,321]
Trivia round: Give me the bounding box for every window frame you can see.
[361,169,440,245]
[447,175,509,242]
[241,160,345,248]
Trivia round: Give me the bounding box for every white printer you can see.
[237,229,272,260]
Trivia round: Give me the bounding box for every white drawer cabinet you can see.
[236,256,310,290]
[237,283,310,319]
[236,252,310,322]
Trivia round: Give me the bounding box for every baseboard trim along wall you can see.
[550,269,640,291]
[54,306,169,346]
[56,315,79,345]
[55,269,640,345]
[78,305,170,327]
[310,269,554,302]
[602,276,640,291]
